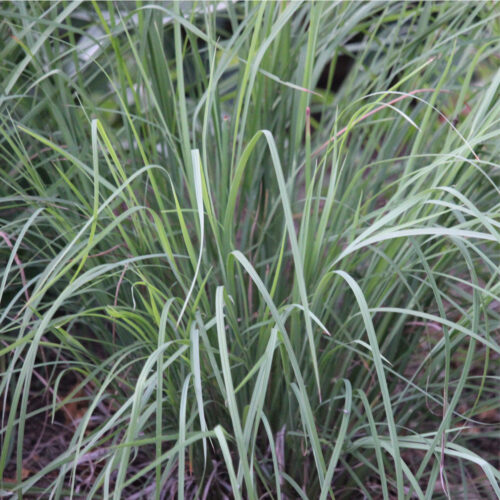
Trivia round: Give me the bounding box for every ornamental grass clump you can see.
[0,1,499,498]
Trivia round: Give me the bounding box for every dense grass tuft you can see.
[1,1,499,498]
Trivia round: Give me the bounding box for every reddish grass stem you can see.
[312,88,479,161]
[0,231,30,302]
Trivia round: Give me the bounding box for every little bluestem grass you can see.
[1,1,499,498]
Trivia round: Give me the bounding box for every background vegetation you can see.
[1,1,499,498]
